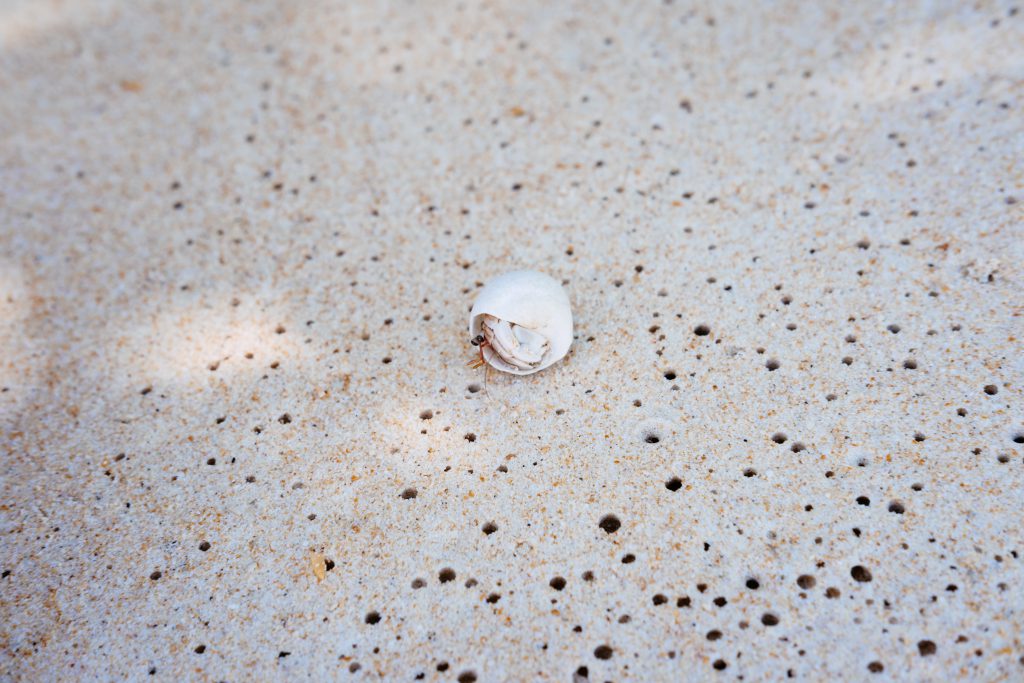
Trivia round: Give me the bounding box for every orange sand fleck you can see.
[310,551,326,582]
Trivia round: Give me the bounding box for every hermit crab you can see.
[467,270,573,375]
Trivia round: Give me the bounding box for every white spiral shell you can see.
[468,270,573,375]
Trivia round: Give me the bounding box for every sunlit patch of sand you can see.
[0,0,104,49]
[821,14,1020,106]
[115,304,304,387]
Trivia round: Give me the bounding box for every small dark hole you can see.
[856,496,870,506]
[439,568,456,583]
[903,359,917,370]
[772,432,787,444]
[983,384,998,395]
[694,325,710,336]
[888,501,905,514]
[457,671,477,683]
[594,645,613,660]
[365,611,381,624]
[796,575,816,589]
[550,576,567,591]
[765,359,780,371]
[761,612,779,626]
[663,370,677,380]
[149,571,162,581]
[851,565,872,582]
[599,515,621,534]
[746,578,760,590]
[665,477,682,491]
[652,593,667,605]
[918,640,937,656]
[706,629,722,641]
[713,659,727,670]
[194,645,205,654]
[868,661,884,673]
[198,541,210,552]
[482,522,497,535]
[401,488,418,499]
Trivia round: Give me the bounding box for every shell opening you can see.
[480,314,549,372]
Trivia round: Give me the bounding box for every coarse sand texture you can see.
[0,0,1022,680]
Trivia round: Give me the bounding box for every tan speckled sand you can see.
[1,0,1022,680]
